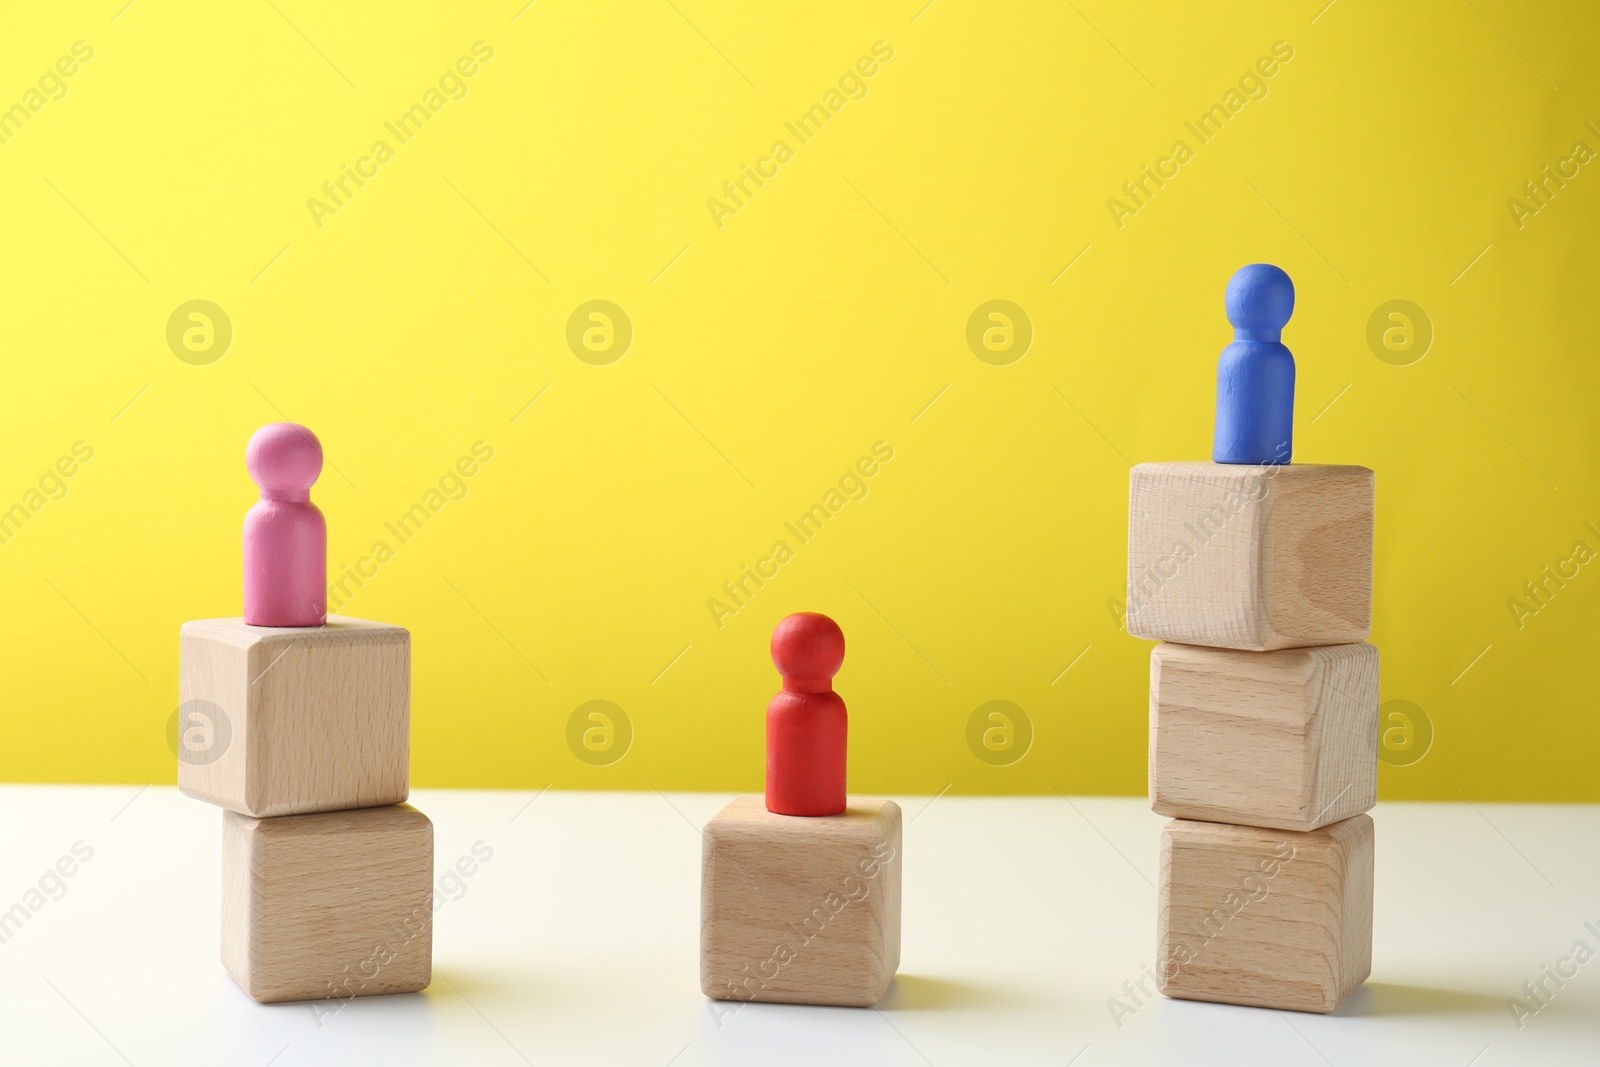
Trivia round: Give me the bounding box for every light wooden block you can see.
[1158,815,1373,1013]
[178,616,409,817]
[1127,462,1374,650]
[222,803,433,1003]
[1150,642,1379,831]
[701,795,901,1007]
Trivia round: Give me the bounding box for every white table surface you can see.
[1,786,1595,1065]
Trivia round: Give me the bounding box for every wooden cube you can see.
[222,803,433,1003]
[178,616,409,817]
[701,796,901,1007]
[1158,815,1373,1013]
[1150,642,1378,831]
[1127,462,1373,650]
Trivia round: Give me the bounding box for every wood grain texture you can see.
[222,803,433,1004]
[1127,462,1374,650]
[178,616,409,817]
[1158,815,1373,1014]
[701,795,901,1007]
[1150,642,1379,831]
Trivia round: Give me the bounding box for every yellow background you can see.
[1,1,1595,801]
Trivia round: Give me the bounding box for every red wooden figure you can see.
[766,612,847,816]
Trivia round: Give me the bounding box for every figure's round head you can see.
[1225,263,1295,337]
[246,423,323,494]
[771,612,845,681]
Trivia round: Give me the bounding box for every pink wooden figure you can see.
[243,423,327,628]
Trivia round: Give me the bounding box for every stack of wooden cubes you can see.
[1127,460,1378,1013]
[177,616,433,1003]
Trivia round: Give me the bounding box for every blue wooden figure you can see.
[1213,263,1295,465]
